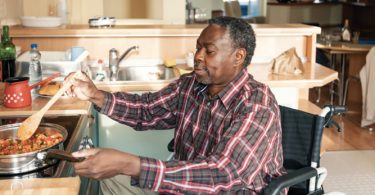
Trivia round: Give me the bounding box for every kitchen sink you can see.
[118,65,177,81]
[89,64,179,83]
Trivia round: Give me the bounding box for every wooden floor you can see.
[309,87,375,153]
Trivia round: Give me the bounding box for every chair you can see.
[224,0,242,18]
[223,0,266,23]
[264,105,346,195]
[167,105,346,194]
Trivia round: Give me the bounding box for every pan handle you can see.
[38,149,85,162]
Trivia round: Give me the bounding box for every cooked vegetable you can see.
[0,131,63,155]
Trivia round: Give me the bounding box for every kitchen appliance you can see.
[3,73,61,108]
[88,17,116,27]
[0,115,96,193]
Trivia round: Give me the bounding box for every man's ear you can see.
[235,48,246,67]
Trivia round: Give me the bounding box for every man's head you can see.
[194,16,256,89]
[209,16,256,67]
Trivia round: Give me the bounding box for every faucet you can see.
[109,45,139,81]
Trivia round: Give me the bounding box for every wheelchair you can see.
[167,105,346,195]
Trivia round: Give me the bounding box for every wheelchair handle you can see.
[321,105,347,117]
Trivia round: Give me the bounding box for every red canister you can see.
[3,77,32,108]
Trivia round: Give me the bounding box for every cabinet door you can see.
[97,112,174,160]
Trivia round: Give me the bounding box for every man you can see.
[68,16,285,194]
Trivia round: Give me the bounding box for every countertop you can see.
[0,63,336,117]
[10,23,321,38]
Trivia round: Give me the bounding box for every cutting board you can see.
[0,176,80,195]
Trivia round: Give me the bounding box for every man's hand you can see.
[72,148,141,180]
[65,71,105,107]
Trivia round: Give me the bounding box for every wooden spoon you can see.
[17,73,77,141]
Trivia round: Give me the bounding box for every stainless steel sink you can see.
[118,65,177,81]
[89,64,178,83]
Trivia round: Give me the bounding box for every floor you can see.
[309,86,375,152]
[310,87,375,194]
[321,150,375,195]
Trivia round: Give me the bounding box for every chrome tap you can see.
[108,45,139,81]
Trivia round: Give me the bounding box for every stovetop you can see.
[0,115,82,179]
[0,161,59,179]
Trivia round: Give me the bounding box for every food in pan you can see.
[0,131,63,155]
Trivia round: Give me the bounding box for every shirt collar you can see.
[193,68,250,110]
[218,68,249,110]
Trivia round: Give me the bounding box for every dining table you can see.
[316,41,374,105]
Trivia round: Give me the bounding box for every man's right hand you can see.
[65,71,105,108]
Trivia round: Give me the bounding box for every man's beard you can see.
[194,63,212,85]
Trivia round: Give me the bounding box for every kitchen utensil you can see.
[45,149,84,162]
[17,72,76,141]
[3,73,61,108]
[0,123,67,174]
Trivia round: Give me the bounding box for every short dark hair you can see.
[208,16,256,67]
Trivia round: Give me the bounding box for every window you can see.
[238,0,261,17]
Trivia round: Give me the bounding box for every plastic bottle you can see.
[95,59,107,81]
[0,25,16,82]
[29,43,42,94]
[341,19,351,42]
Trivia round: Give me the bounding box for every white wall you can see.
[0,0,23,25]
[7,0,183,25]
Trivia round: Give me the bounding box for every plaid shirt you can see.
[99,69,285,194]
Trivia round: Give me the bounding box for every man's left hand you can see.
[72,148,141,180]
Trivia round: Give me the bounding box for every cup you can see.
[352,31,360,44]
[324,34,332,46]
[70,46,85,61]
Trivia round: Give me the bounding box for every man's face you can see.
[194,24,242,86]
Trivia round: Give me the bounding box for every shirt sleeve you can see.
[97,79,181,130]
[137,104,283,194]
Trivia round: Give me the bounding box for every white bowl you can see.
[21,16,62,28]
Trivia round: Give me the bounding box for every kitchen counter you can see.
[1,62,335,116]
[6,23,334,114]
[96,63,337,92]
[0,62,336,117]
[0,83,91,117]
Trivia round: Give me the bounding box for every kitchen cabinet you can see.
[95,91,174,160]
[96,112,173,160]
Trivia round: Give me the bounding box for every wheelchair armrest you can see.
[263,167,317,195]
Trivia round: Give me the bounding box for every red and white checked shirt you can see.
[98,69,285,194]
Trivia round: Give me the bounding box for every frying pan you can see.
[0,123,74,174]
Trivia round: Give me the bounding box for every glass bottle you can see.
[0,25,16,82]
[341,19,351,42]
[29,43,42,94]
